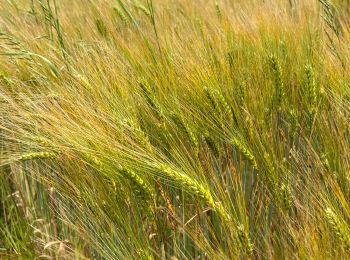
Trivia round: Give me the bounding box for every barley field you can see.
[1,0,350,259]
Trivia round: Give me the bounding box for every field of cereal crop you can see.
[1,0,350,258]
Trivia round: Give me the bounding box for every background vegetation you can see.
[1,0,350,258]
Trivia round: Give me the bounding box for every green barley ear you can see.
[270,54,285,108]
[319,0,341,37]
[202,131,219,156]
[304,64,318,113]
[105,177,129,203]
[287,109,298,140]
[325,208,350,252]
[124,117,154,153]
[204,86,222,118]
[0,71,14,87]
[237,224,254,257]
[113,6,128,23]
[237,80,247,107]
[320,153,338,178]
[231,137,257,169]
[84,155,154,217]
[137,249,153,260]
[153,163,229,221]
[31,136,61,154]
[226,50,235,77]
[82,155,154,217]
[263,152,278,183]
[96,19,108,38]
[154,163,213,203]
[215,89,236,126]
[170,112,199,155]
[118,165,155,218]
[215,1,222,19]
[139,80,164,119]
[279,183,292,211]
[19,151,56,161]
[244,116,254,142]
[320,153,331,172]
[83,154,104,171]
[133,1,151,17]
[204,86,236,126]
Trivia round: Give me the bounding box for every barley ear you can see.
[118,165,155,218]
[171,113,199,155]
[270,54,284,108]
[325,208,350,252]
[231,137,257,169]
[304,64,318,117]
[279,183,292,211]
[140,80,164,120]
[20,151,56,161]
[237,224,254,257]
[153,163,229,221]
